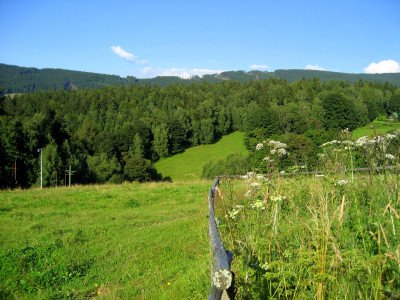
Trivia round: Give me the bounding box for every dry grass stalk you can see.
[331,242,343,263]
[339,195,345,224]
[384,252,398,262]
[380,224,390,249]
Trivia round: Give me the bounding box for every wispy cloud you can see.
[364,59,400,73]
[249,64,269,70]
[305,64,325,71]
[110,45,147,64]
[139,67,225,79]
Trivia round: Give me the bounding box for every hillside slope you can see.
[1,63,400,93]
[154,131,248,181]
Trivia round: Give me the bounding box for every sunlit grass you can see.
[154,131,248,181]
[0,181,212,299]
[352,119,400,139]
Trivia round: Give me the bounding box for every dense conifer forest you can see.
[1,63,400,93]
[1,75,399,188]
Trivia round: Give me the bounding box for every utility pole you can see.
[37,148,44,188]
[65,165,76,187]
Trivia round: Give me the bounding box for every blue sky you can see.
[1,0,399,78]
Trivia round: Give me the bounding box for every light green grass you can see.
[353,119,400,139]
[155,131,248,181]
[0,181,213,299]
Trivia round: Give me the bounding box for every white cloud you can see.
[363,59,400,74]
[110,45,148,65]
[139,67,225,79]
[305,64,325,71]
[249,64,269,70]
[111,46,135,62]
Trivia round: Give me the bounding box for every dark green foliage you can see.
[280,133,317,169]
[321,92,359,130]
[122,154,161,182]
[386,91,400,115]
[303,129,338,146]
[2,63,399,94]
[0,72,398,188]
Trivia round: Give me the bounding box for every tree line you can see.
[2,63,400,94]
[0,77,399,188]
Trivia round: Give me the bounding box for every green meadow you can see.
[352,119,400,139]
[2,128,400,299]
[0,181,212,299]
[155,131,248,181]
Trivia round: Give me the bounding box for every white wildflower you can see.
[268,140,277,147]
[336,179,349,186]
[342,140,354,146]
[256,143,264,150]
[385,154,396,160]
[250,182,261,187]
[277,148,287,156]
[386,134,396,140]
[256,175,266,180]
[270,195,286,202]
[355,136,369,147]
[270,149,277,155]
[242,172,256,180]
[315,174,325,178]
[251,199,265,210]
[275,141,287,149]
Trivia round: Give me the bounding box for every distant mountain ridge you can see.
[1,63,399,94]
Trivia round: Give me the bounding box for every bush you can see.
[123,154,161,182]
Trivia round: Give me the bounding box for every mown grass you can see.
[215,171,400,299]
[155,131,248,181]
[352,119,400,139]
[0,181,213,299]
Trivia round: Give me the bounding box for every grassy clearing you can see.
[154,131,248,181]
[215,171,400,299]
[0,181,212,299]
[352,119,400,139]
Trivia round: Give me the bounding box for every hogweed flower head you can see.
[270,195,286,202]
[336,179,349,186]
[385,154,395,160]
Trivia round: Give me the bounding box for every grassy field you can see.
[154,131,248,181]
[352,119,400,139]
[0,181,213,299]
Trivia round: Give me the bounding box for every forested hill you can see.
[1,75,400,188]
[1,63,400,94]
